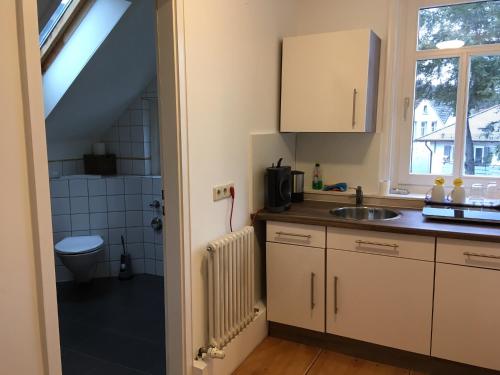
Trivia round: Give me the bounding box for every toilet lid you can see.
[55,235,104,254]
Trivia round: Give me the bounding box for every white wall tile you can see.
[89,196,107,213]
[51,198,70,215]
[50,180,69,197]
[127,244,144,259]
[142,177,152,194]
[119,127,131,142]
[144,243,155,259]
[106,178,124,195]
[152,177,162,195]
[107,142,120,156]
[90,213,108,230]
[144,160,152,176]
[70,197,89,214]
[154,228,163,245]
[130,110,143,125]
[109,244,123,261]
[143,227,154,243]
[155,244,163,261]
[132,160,145,175]
[120,159,133,175]
[52,215,71,232]
[48,161,62,179]
[126,211,142,227]
[130,126,144,142]
[142,125,150,143]
[108,212,126,228]
[118,112,130,127]
[88,179,106,196]
[145,259,155,275]
[107,195,125,211]
[119,142,132,158]
[108,228,126,244]
[155,261,164,277]
[126,227,143,244]
[143,211,154,227]
[71,230,90,236]
[110,261,121,276]
[69,179,88,197]
[62,160,77,176]
[143,142,151,158]
[125,195,142,211]
[71,214,90,231]
[142,195,153,211]
[131,143,145,158]
[132,259,145,274]
[124,177,142,194]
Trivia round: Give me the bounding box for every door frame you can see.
[16,0,192,374]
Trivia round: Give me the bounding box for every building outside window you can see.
[397,0,500,185]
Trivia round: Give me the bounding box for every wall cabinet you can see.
[280,29,381,133]
[432,239,500,371]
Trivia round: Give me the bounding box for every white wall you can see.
[294,0,394,194]
[0,2,47,373]
[182,0,299,363]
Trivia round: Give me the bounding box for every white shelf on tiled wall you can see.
[50,175,164,282]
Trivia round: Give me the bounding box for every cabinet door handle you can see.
[310,272,316,310]
[334,276,339,315]
[464,251,500,260]
[352,88,358,128]
[355,240,399,249]
[275,231,312,239]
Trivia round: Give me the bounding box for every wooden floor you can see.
[234,337,427,375]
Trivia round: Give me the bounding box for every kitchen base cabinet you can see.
[326,249,434,354]
[432,263,500,371]
[266,242,325,332]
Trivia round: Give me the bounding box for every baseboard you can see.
[193,303,268,375]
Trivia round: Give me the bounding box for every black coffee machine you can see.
[265,158,292,212]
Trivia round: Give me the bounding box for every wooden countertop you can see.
[255,200,500,242]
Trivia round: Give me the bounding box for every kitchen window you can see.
[397,0,500,186]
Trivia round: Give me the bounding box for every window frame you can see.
[394,0,500,188]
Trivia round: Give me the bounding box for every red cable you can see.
[229,186,235,232]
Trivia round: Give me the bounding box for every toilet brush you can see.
[119,235,133,280]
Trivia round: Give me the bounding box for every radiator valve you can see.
[197,346,226,360]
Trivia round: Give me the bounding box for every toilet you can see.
[55,235,104,282]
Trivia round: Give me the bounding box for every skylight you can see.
[39,0,73,46]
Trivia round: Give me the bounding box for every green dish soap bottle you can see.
[312,163,323,190]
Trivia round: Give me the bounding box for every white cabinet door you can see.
[432,263,500,371]
[326,249,434,354]
[280,29,380,133]
[266,242,325,332]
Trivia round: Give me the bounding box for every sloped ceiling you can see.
[44,0,157,142]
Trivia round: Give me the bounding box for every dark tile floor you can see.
[57,275,166,375]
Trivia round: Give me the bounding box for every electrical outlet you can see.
[213,183,234,201]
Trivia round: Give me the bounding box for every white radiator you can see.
[207,226,256,349]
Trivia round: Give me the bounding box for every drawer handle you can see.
[310,272,316,310]
[464,252,500,260]
[276,231,312,239]
[352,88,357,128]
[334,276,339,315]
[355,240,399,249]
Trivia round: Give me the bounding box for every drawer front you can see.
[437,238,500,270]
[327,227,435,261]
[267,221,325,248]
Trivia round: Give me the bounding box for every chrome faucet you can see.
[351,185,363,206]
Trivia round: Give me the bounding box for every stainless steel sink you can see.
[330,206,401,221]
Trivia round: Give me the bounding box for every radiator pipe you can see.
[196,346,225,360]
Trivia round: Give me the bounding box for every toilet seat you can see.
[55,235,104,255]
